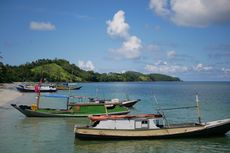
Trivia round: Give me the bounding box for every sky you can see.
[0,0,230,81]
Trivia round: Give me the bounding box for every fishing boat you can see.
[16,84,57,92]
[74,95,230,139]
[55,83,82,90]
[11,94,129,117]
[89,98,141,107]
[74,114,230,140]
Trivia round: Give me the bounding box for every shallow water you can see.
[0,82,230,153]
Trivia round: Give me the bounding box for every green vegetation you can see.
[0,58,180,83]
[31,63,82,82]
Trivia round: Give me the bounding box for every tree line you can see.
[0,58,180,83]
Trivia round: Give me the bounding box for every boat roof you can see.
[89,114,163,122]
[40,94,89,99]
[41,94,69,99]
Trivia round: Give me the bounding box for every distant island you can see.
[0,58,180,83]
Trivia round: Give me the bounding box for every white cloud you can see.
[193,63,213,71]
[112,36,142,59]
[167,50,176,58]
[145,61,188,74]
[107,10,142,59]
[78,60,95,71]
[155,60,167,66]
[106,10,129,38]
[149,0,230,27]
[149,0,170,17]
[30,21,56,31]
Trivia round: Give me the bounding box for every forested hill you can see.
[0,59,181,82]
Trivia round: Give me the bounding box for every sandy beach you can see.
[0,83,22,107]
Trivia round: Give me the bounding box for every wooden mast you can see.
[35,69,43,109]
[36,78,42,109]
[196,94,202,124]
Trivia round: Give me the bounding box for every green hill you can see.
[31,63,82,82]
[0,58,181,82]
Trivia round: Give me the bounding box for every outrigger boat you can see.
[55,83,82,90]
[89,98,141,108]
[11,94,129,117]
[74,95,230,139]
[16,84,57,92]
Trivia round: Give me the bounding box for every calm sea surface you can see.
[0,82,230,153]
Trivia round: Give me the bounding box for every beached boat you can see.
[16,84,57,92]
[74,95,230,139]
[89,98,140,107]
[11,94,129,117]
[74,114,230,140]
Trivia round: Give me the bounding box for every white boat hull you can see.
[74,119,230,140]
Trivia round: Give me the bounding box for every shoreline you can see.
[0,83,22,107]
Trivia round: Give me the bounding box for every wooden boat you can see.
[74,114,230,140]
[74,95,230,139]
[89,98,141,107]
[11,94,129,117]
[16,84,57,92]
[56,86,82,90]
[55,83,82,90]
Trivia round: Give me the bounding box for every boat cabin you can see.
[90,114,164,130]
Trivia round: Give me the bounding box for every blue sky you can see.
[1,0,230,81]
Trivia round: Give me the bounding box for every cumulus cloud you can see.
[78,60,95,71]
[111,36,142,59]
[107,10,142,59]
[145,60,188,74]
[106,10,129,38]
[167,50,176,58]
[149,0,171,17]
[193,63,213,71]
[149,0,230,27]
[30,21,56,31]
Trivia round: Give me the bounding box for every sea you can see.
[0,82,230,153]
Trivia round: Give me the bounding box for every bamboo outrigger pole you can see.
[196,93,202,124]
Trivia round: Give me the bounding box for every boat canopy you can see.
[89,114,163,122]
[41,94,69,99]
[41,94,89,99]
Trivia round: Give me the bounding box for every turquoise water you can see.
[0,82,230,153]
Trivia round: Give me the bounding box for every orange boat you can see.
[89,114,163,122]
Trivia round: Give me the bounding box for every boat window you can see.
[155,119,164,128]
[92,121,100,127]
[156,120,159,126]
[141,120,148,124]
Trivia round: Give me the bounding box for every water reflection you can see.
[74,136,230,153]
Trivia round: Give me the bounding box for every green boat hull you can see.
[11,104,129,117]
